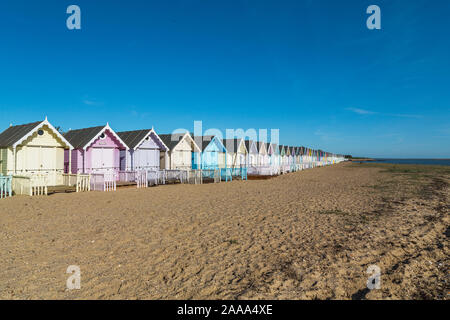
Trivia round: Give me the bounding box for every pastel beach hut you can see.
[223,138,248,180]
[244,140,258,174]
[267,142,281,175]
[279,145,289,173]
[194,135,232,181]
[64,124,128,191]
[159,132,201,171]
[295,147,302,171]
[283,146,291,173]
[117,128,169,186]
[256,142,269,168]
[288,146,296,172]
[0,118,83,196]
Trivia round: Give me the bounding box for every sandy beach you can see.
[0,162,448,299]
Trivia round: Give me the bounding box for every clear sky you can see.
[0,0,449,158]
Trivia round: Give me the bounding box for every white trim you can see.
[175,132,201,153]
[12,119,74,150]
[133,128,170,152]
[82,124,129,151]
[236,138,248,155]
[209,136,227,153]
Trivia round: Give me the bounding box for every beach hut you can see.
[159,132,201,170]
[299,146,306,169]
[223,138,247,168]
[223,138,248,180]
[116,128,168,186]
[0,118,84,195]
[256,142,269,167]
[293,147,301,171]
[245,140,258,174]
[266,142,280,175]
[283,146,291,173]
[193,135,232,181]
[279,145,289,173]
[117,128,168,171]
[64,124,128,191]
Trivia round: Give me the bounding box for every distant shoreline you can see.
[349,158,376,162]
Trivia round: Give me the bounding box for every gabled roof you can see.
[278,145,285,154]
[159,132,201,152]
[244,140,257,154]
[256,141,266,153]
[267,142,279,155]
[223,138,246,154]
[192,135,227,152]
[64,124,127,150]
[0,118,73,149]
[117,129,168,151]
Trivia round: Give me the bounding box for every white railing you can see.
[136,170,148,188]
[91,173,117,192]
[118,171,137,183]
[75,174,91,192]
[147,170,161,186]
[30,175,48,196]
[201,169,221,183]
[187,170,203,184]
[165,170,188,183]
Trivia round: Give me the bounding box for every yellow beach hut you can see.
[0,118,78,195]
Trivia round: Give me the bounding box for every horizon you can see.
[0,0,449,158]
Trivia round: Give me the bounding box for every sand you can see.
[0,162,448,300]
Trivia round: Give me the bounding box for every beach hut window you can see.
[37,129,44,136]
[99,133,106,140]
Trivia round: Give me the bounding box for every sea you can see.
[370,159,450,166]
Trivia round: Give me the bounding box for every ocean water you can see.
[370,159,450,166]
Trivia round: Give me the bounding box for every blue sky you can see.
[0,0,449,158]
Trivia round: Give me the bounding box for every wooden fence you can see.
[91,173,116,192]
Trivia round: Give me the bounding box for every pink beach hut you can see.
[63,124,128,191]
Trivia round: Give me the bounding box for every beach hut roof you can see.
[159,132,201,152]
[256,141,266,153]
[192,135,227,152]
[117,129,168,151]
[223,138,246,154]
[278,145,285,153]
[244,140,257,154]
[0,118,73,149]
[64,123,128,150]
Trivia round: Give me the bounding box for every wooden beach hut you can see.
[195,135,227,169]
[193,135,232,181]
[159,132,201,170]
[223,138,247,168]
[64,124,128,191]
[244,140,258,173]
[223,138,248,180]
[266,142,280,175]
[279,145,290,173]
[0,118,86,195]
[256,141,269,167]
[117,128,168,171]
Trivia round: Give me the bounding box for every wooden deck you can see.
[47,185,77,194]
